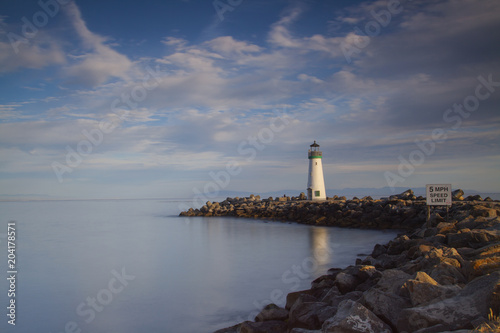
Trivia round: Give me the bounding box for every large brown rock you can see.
[396,271,500,332]
[470,256,500,278]
[401,272,461,306]
[361,287,411,328]
[375,269,412,295]
[447,229,500,248]
[322,299,392,333]
[428,262,467,285]
[472,205,497,218]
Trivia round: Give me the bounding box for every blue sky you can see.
[0,0,499,199]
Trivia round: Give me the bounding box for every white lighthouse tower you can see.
[307,141,326,200]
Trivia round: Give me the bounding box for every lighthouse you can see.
[307,141,326,200]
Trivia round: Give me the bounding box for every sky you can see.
[0,0,499,200]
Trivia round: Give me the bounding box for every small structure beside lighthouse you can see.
[307,141,326,200]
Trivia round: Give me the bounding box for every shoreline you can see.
[180,190,500,332]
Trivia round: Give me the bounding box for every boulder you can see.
[472,205,497,218]
[321,290,363,312]
[286,289,317,310]
[334,272,361,294]
[371,243,388,258]
[311,274,336,289]
[470,256,500,278]
[374,269,412,295]
[362,253,408,270]
[436,222,457,235]
[429,262,467,285]
[396,271,500,332]
[322,299,392,333]
[466,195,483,201]
[447,229,500,248]
[401,272,461,306]
[417,246,464,271]
[254,303,289,322]
[361,287,411,328]
[452,189,464,201]
[288,299,335,330]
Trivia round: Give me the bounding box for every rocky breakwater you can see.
[206,194,500,333]
[179,190,431,230]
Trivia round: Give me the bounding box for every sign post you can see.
[426,184,452,227]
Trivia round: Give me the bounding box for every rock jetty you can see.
[180,190,500,332]
[180,190,496,231]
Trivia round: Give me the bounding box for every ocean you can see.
[0,199,399,332]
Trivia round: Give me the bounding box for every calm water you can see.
[0,199,397,333]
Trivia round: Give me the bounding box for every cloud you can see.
[298,74,324,84]
[0,3,131,87]
[204,36,262,57]
[0,18,66,72]
[267,6,345,57]
[62,2,132,86]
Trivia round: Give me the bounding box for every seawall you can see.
[179,190,496,231]
[179,190,500,332]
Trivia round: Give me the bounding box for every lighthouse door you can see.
[307,188,312,200]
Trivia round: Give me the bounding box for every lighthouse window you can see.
[315,191,320,197]
[315,162,317,165]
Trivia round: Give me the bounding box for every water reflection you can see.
[309,227,331,266]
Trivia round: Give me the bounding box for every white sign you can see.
[426,184,452,206]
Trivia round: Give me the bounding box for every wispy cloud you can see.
[62,2,132,86]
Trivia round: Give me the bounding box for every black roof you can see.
[310,141,320,147]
